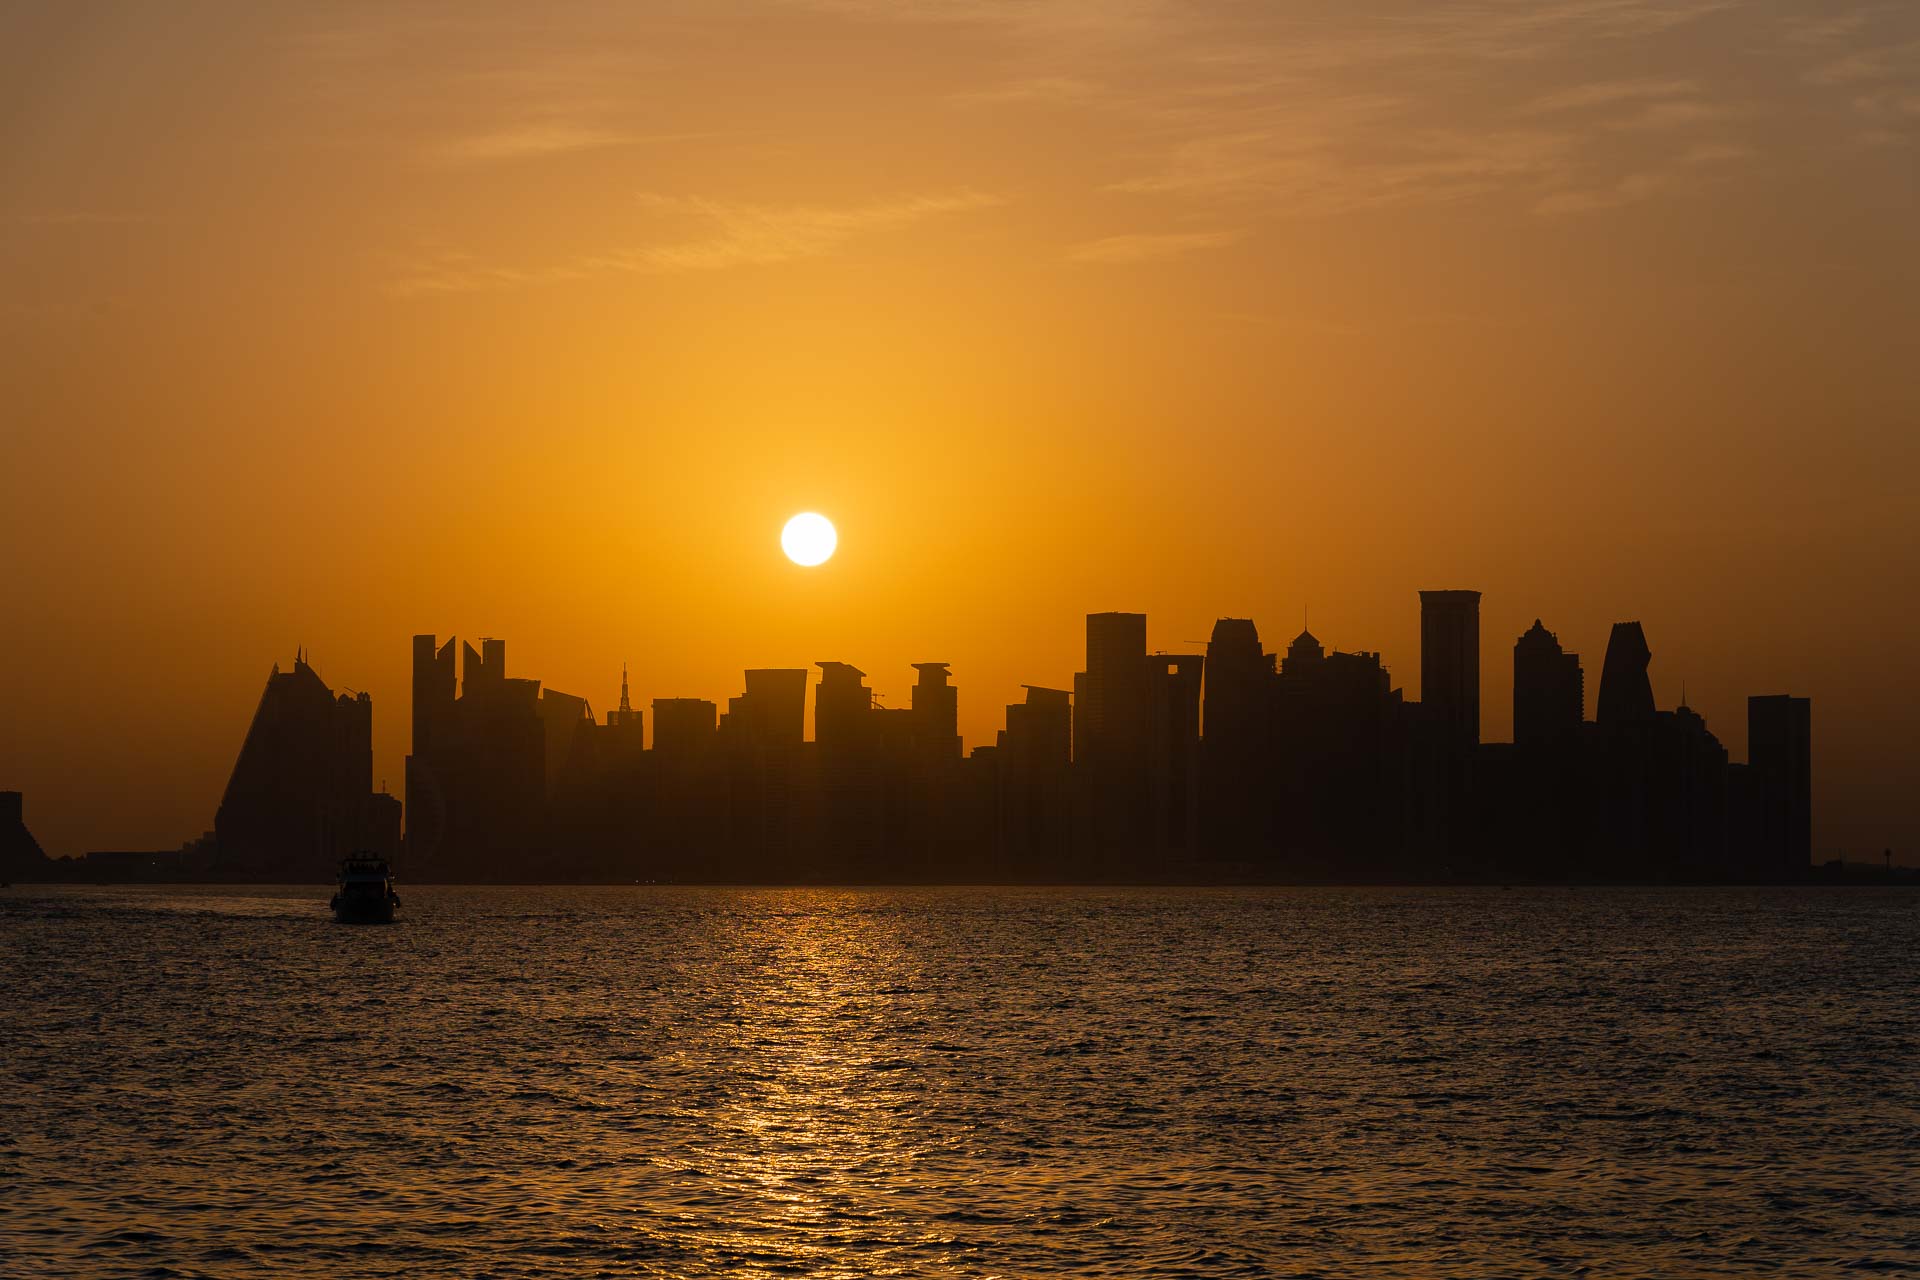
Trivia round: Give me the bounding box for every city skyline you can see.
[1,578,1895,867]
[7,9,1917,1280]
[0,583,1896,871]
[5,587,1849,885]
[4,3,1918,869]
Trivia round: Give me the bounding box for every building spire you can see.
[619,662,631,714]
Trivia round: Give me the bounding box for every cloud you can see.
[430,124,637,164]
[1805,38,1920,87]
[1608,99,1746,132]
[390,190,1004,294]
[1523,79,1701,114]
[9,212,151,226]
[608,190,1005,273]
[950,76,1100,107]
[1111,121,1576,217]
[1533,171,1671,216]
[1089,2,1763,217]
[1066,229,1240,263]
[1532,142,1750,215]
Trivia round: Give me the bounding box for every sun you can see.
[781,512,837,566]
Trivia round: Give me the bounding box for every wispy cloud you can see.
[1533,171,1672,216]
[430,123,638,164]
[391,189,1004,294]
[1080,2,1763,217]
[1797,25,1920,145]
[1523,79,1700,115]
[950,76,1100,107]
[1067,228,1239,263]
[1533,143,1750,216]
[9,211,152,226]
[1607,99,1746,132]
[1805,37,1920,87]
[1111,121,1575,217]
[609,190,1004,273]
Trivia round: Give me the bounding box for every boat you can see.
[330,854,400,924]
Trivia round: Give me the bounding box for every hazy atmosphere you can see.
[4,0,1916,861]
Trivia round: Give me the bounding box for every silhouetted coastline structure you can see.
[20,591,1867,885]
[2,791,52,881]
[214,651,399,880]
[365,594,1823,885]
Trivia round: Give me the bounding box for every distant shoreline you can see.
[13,872,1915,889]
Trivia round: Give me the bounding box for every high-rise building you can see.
[910,663,961,762]
[1,791,50,880]
[1282,626,1324,673]
[215,650,392,879]
[599,663,646,763]
[652,698,718,758]
[1004,687,1073,771]
[1075,612,1149,765]
[1201,618,1273,860]
[1203,618,1269,750]
[608,663,642,730]
[814,663,874,752]
[1748,694,1811,880]
[747,669,807,747]
[1513,619,1583,746]
[1597,622,1656,724]
[1145,653,1205,864]
[1419,590,1481,750]
[1272,639,1407,874]
[406,634,457,861]
[411,633,456,756]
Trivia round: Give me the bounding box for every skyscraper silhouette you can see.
[1,791,50,880]
[101,594,1830,886]
[1513,619,1583,746]
[406,634,457,862]
[214,652,397,879]
[1419,591,1481,750]
[1749,694,1812,880]
[724,669,807,749]
[814,663,874,752]
[609,663,642,730]
[1201,618,1273,861]
[1144,653,1204,866]
[652,698,718,758]
[910,663,961,763]
[1597,622,1656,724]
[1073,612,1153,871]
[1074,612,1149,766]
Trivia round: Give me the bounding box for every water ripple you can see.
[2,884,1917,1278]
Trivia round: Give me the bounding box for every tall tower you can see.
[814,662,873,752]
[1419,590,1481,750]
[1749,694,1811,879]
[1203,618,1268,749]
[1513,619,1583,746]
[910,663,961,762]
[608,663,643,731]
[411,634,456,757]
[1597,622,1656,724]
[1075,612,1149,764]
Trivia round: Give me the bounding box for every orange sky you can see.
[3,2,1916,862]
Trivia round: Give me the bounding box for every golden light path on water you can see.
[4,884,1918,1277]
